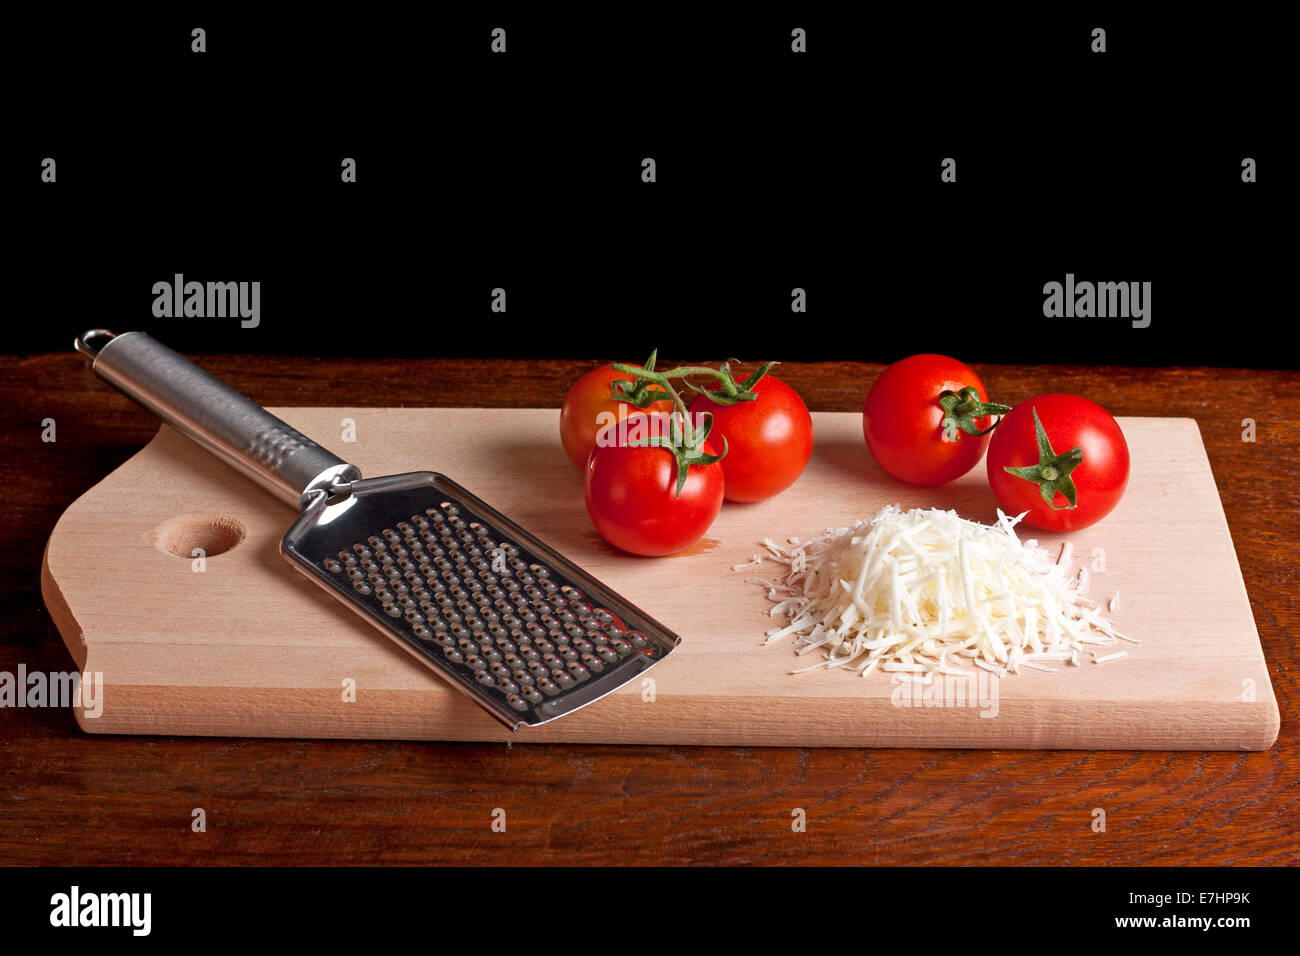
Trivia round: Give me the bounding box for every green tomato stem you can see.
[1001,407,1085,510]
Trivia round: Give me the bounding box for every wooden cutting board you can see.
[42,408,1279,749]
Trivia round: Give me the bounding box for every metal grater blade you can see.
[280,471,682,729]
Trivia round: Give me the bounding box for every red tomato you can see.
[559,364,673,471]
[584,413,725,556]
[863,354,1001,486]
[986,394,1130,532]
[688,375,813,503]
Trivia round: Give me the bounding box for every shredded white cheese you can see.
[751,505,1132,678]
[1074,565,1091,595]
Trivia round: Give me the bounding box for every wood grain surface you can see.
[42,408,1278,749]
[2,353,1297,865]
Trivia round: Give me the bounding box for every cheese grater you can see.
[74,329,681,730]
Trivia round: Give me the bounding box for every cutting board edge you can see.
[67,681,1281,751]
[42,528,89,672]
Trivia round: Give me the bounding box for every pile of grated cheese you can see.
[746,505,1135,680]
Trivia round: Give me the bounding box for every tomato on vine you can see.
[566,350,805,554]
[559,360,673,471]
[585,412,726,557]
[687,363,813,503]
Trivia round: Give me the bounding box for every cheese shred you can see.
[750,505,1132,679]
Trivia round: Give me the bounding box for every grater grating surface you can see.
[283,472,681,729]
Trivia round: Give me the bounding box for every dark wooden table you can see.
[2,354,1295,865]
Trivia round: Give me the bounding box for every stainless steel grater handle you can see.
[75,329,361,509]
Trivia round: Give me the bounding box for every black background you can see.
[6,6,1286,367]
[7,865,1280,941]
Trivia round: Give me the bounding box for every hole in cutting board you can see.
[150,513,247,558]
